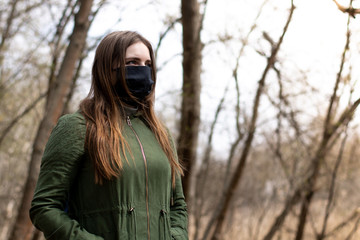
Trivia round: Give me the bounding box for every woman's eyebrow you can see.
[125,57,140,61]
[125,57,152,63]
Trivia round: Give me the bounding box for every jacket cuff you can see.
[171,227,188,240]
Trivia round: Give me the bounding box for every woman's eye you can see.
[126,60,137,65]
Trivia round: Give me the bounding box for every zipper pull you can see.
[126,116,132,126]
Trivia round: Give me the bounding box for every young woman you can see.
[30,31,188,240]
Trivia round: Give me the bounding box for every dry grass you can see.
[189,200,360,240]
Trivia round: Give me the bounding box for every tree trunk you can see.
[8,1,93,240]
[178,0,202,201]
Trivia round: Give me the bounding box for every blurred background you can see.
[1,0,360,239]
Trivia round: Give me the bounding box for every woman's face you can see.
[125,42,151,67]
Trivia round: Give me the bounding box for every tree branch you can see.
[0,92,47,146]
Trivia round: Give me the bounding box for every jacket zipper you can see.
[127,116,151,240]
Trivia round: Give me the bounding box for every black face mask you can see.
[115,66,154,103]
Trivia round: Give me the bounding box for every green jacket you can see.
[30,112,188,240]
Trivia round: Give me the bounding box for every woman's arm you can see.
[30,114,103,240]
[170,175,188,240]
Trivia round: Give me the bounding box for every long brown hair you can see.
[80,31,183,186]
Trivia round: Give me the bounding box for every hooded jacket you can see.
[30,111,188,240]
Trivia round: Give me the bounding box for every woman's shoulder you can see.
[58,111,86,125]
[43,112,86,157]
[53,111,86,137]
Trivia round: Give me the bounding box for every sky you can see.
[83,0,360,157]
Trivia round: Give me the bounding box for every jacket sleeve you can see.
[170,175,188,240]
[29,114,103,240]
[167,133,188,240]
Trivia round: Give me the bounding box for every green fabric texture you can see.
[30,112,188,240]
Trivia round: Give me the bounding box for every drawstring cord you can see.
[129,207,137,240]
[160,209,171,240]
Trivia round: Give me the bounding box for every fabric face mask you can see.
[116,66,154,101]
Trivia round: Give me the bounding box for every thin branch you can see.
[0,0,19,63]
[0,28,53,90]
[223,0,270,189]
[330,97,360,136]
[156,52,182,72]
[198,0,209,40]
[325,208,360,237]
[12,0,47,19]
[317,125,349,240]
[0,91,47,146]
[222,53,244,188]
[323,4,352,139]
[192,83,229,240]
[332,0,360,18]
[46,0,78,107]
[155,17,181,59]
[344,215,360,240]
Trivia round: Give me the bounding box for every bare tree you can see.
[263,4,360,239]
[200,1,296,239]
[293,5,356,239]
[8,1,94,239]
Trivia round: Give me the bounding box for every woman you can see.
[30,31,188,240]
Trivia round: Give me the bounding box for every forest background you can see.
[1,0,360,240]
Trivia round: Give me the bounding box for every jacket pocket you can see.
[159,209,171,240]
[82,211,115,240]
